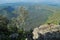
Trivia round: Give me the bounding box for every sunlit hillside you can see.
[46,11,60,24]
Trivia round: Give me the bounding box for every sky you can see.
[0,0,60,4]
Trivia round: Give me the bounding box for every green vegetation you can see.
[0,6,33,40]
[0,14,33,40]
[46,11,60,24]
[0,3,60,40]
[0,4,59,30]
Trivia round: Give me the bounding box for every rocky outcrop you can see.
[33,24,60,40]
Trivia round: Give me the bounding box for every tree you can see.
[7,18,18,33]
[14,6,29,30]
[0,15,9,33]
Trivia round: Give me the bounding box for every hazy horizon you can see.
[0,0,60,4]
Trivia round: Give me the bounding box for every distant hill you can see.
[0,3,60,30]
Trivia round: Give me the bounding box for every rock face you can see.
[33,24,60,40]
